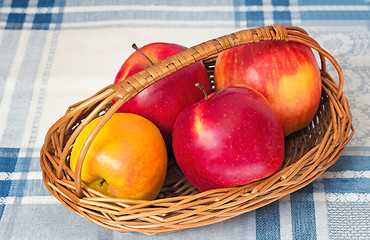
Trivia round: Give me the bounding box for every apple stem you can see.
[132,43,154,65]
[99,179,106,187]
[195,83,208,100]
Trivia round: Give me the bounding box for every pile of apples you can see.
[70,40,322,199]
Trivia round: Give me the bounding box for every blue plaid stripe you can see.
[5,0,29,29]
[301,11,369,21]
[272,0,291,25]
[256,201,281,240]
[3,0,62,30]
[7,179,50,197]
[329,155,370,171]
[1,1,368,29]
[291,186,317,240]
[1,31,48,147]
[298,0,366,5]
[37,0,55,8]
[273,11,291,25]
[0,148,19,219]
[272,0,292,25]
[11,0,29,8]
[33,13,52,30]
[5,13,27,30]
[0,148,19,176]
[324,178,370,193]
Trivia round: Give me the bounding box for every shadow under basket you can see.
[40,25,354,235]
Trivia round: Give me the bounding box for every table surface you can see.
[0,0,369,239]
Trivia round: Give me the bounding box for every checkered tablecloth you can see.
[0,0,369,239]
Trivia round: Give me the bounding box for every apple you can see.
[172,86,285,192]
[114,42,211,148]
[70,113,167,200]
[214,40,322,136]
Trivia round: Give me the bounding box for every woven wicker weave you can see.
[40,25,354,235]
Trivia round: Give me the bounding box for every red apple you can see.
[114,43,211,148]
[214,40,322,136]
[172,86,285,192]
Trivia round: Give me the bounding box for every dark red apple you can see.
[214,40,322,136]
[114,43,211,148]
[172,86,285,192]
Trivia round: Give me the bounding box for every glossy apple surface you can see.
[214,40,322,136]
[70,113,167,200]
[172,86,285,192]
[114,42,211,148]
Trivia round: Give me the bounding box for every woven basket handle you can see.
[114,25,343,99]
[68,25,344,198]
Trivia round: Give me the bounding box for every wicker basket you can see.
[40,25,354,235]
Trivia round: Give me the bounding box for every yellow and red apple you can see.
[214,41,322,136]
[114,43,211,148]
[172,86,285,191]
[70,113,167,200]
